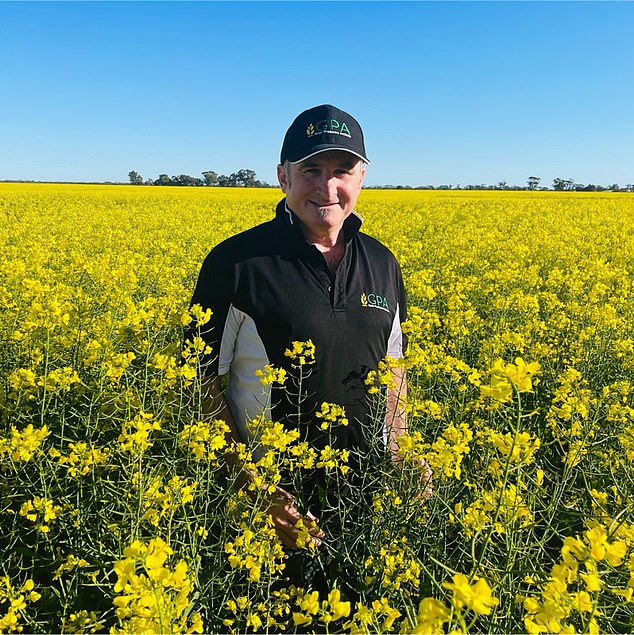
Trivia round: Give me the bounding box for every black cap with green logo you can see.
[280,104,369,165]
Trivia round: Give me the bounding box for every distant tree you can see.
[156,174,172,186]
[173,174,203,187]
[128,170,144,185]
[527,176,540,190]
[496,181,507,190]
[228,169,258,187]
[553,178,575,191]
[202,171,219,186]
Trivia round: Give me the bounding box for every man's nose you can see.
[318,175,338,200]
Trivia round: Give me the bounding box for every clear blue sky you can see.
[1,1,632,187]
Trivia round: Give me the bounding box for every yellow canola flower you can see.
[102,352,136,384]
[224,513,286,583]
[292,588,351,628]
[57,441,109,477]
[477,426,541,466]
[187,303,212,327]
[259,420,300,452]
[0,424,49,463]
[38,366,81,393]
[404,597,450,634]
[365,540,421,594]
[585,525,627,566]
[284,339,316,366]
[316,445,350,474]
[178,419,229,461]
[140,475,198,527]
[0,576,41,634]
[316,401,349,429]
[7,368,38,397]
[19,496,62,533]
[118,411,161,454]
[294,518,319,551]
[60,610,105,634]
[255,363,287,386]
[480,357,541,402]
[53,554,91,581]
[415,422,473,480]
[442,573,499,615]
[111,537,203,635]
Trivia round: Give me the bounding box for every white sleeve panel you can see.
[384,302,404,448]
[387,302,404,359]
[218,305,272,449]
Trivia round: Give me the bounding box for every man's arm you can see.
[200,375,324,547]
[386,366,408,460]
[387,367,433,499]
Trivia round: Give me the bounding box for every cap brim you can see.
[289,147,370,165]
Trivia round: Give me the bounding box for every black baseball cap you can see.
[280,104,369,165]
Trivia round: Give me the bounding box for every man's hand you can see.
[266,486,325,548]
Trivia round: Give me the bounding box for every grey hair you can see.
[282,160,292,186]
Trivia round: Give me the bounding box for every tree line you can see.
[128,170,271,188]
[368,177,634,192]
[128,170,633,192]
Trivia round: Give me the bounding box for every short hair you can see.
[282,160,292,186]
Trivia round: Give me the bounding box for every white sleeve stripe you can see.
[387,302,404,358]
[218,306,272,457]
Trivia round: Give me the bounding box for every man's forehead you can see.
[298,151,361,169]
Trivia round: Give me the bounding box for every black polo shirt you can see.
[190,198,407,457]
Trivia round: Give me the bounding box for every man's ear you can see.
[277,164,288,193]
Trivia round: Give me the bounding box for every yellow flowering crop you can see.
[178,419,229,461]
[19,496,62,533]
[480,357,541,402]
[118,411,161,454]
[0,577,40,634]
[111,537,203,634]
[443,573,499,615]
[3,185,634,633]
[57,441,109,477]
[0,424,49,463]
[284,339,316,366]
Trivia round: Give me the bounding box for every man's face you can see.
[277,150,366,239]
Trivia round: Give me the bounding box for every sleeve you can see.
[386,259,408,359]
[187,244,236,377]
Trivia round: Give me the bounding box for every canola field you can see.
[1,182,634,633]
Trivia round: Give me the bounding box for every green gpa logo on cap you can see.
[306,119,352,138]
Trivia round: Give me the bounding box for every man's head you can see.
[278,106,368,239]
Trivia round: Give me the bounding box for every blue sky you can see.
[1,1,632,187]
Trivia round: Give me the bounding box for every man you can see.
[189,104,429,563]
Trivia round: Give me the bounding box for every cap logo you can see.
[306,119,351,138]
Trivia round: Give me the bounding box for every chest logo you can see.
[360,292,390,312]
